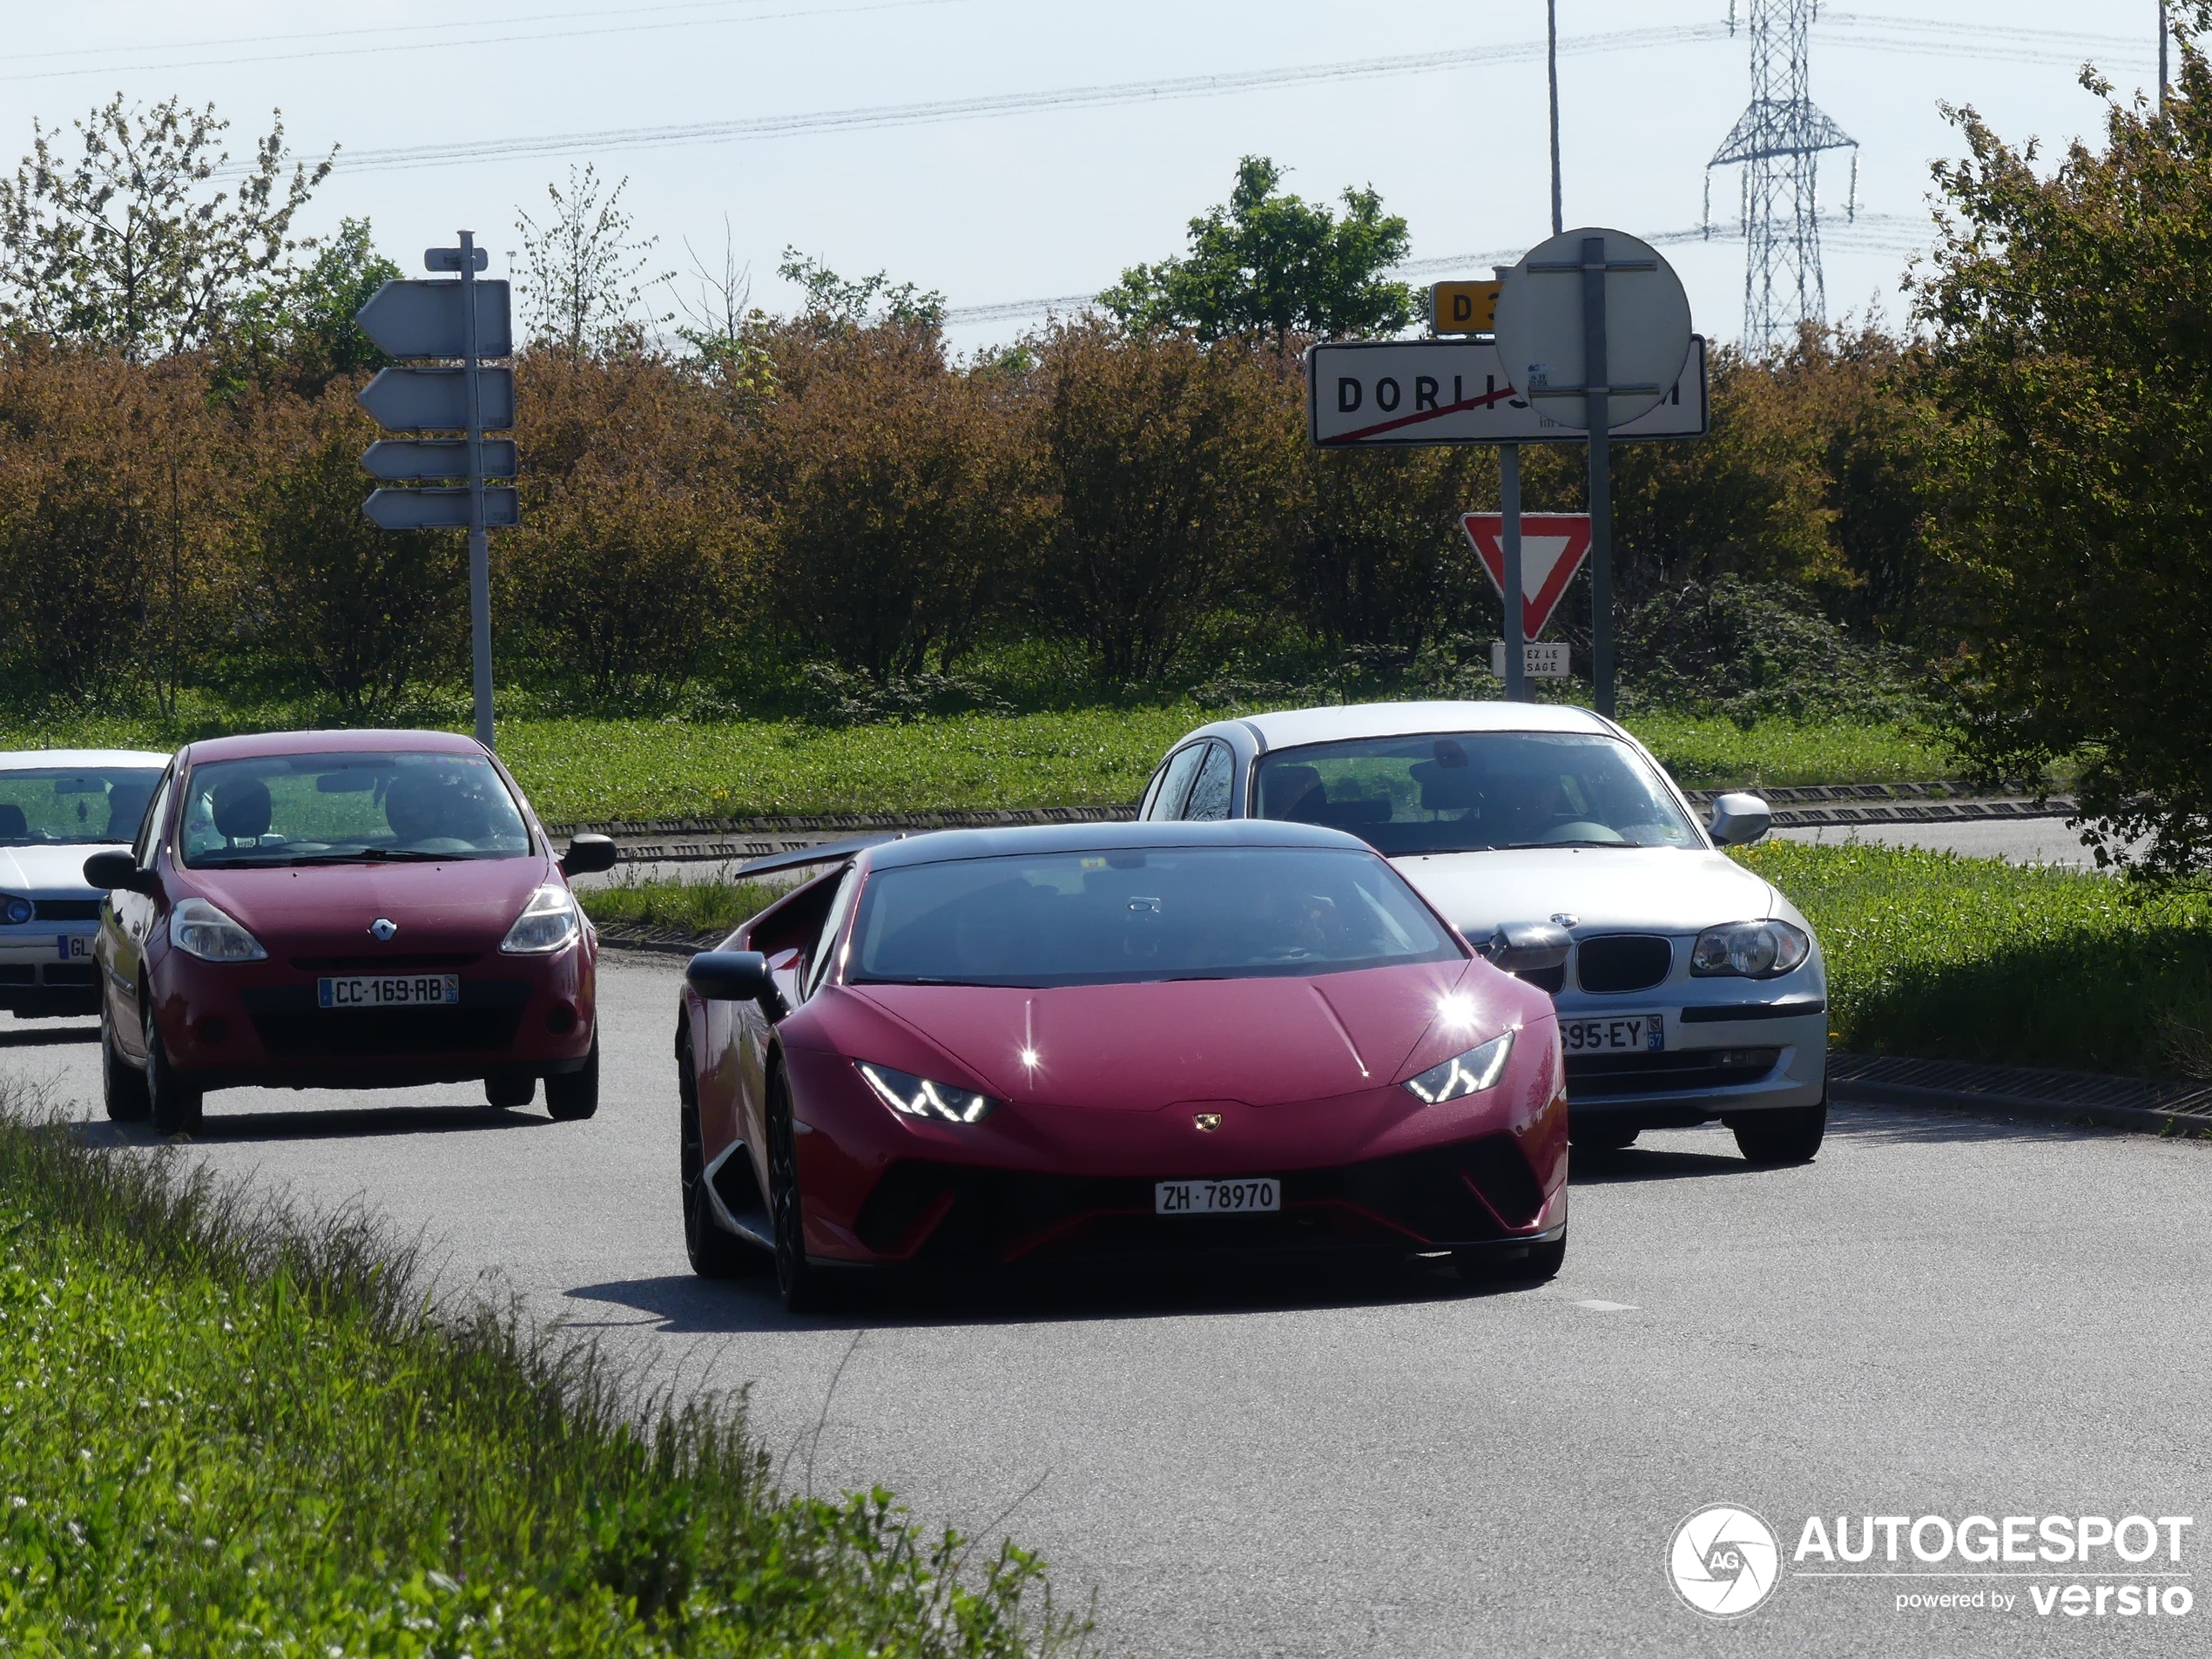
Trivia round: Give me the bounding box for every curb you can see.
[1830,1052,2212,1138]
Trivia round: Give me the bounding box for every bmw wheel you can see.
[142,994,202,1136]
[100,994,149,1123]
[678,1023,750,1278]
[1730,1100,1827,1166]
[765,1067,828,1312]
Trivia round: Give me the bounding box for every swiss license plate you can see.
[1562,1012,1666,1054]
[1155,1177,1280,1216]
[318,974,459,1009]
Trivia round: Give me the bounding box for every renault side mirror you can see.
[686,949,789,1020]
[83,851,155,894]
[559,833,618,878]
[1709,792,1773,847]
[1482,921,1573,975]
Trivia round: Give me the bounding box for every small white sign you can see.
[1490,640,1571,678]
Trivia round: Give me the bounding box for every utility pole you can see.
[1547,0,1563,239]
[2161,0,2170,114]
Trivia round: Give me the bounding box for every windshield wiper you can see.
[1489,839,1641,850]
[284,847,462,865]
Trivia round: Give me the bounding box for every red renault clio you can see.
[84,729,615,1134]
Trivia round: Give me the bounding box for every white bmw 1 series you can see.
[0,748,169,1021]
[1139,702,1828,1164]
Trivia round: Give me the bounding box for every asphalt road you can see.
[1773,818,2118,869]
[5,954,2208,1657]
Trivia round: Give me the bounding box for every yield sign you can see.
[1460,512,1592,640]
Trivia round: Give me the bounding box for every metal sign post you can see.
[356,233,517,751]
[1499,444,1527,702]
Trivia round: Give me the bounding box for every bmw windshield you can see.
[851,846,1463,988]
[1253,732,1701,856]
[179,752,533,867]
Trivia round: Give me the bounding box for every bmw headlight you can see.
[857,1062,999,1123]
[500,885,580,954]
[1403,1029,1514,1103]
[2,894,31,926]
[169,896,267,962]
[1690,919,1811,979]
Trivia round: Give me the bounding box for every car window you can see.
[133,769,173,866]
[179,752,532,867]
[805,868,857,999]
[1183,742,1235,822]
[0,765,165,847]
[1146,744,1209,821]
[850,845,1462,988]
[1252,732,1699,857]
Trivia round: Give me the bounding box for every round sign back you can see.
[1493,227,1691,430]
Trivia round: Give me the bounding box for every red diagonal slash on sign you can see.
[1321,382,1521,445]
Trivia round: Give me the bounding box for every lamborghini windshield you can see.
[851,845,1462,988]
[1253,732,1700,856]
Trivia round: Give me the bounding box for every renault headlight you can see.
[500,885,580,954]
[1403,1029,1514,1103]
[1690,919,1811,979]
[169,896,267,962]
[857,1062,999,1123]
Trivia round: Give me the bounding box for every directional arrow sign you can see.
[363,487,521,531]
[361,438,519,482]
[357,279,511,359]
[359,366,515,432]
[1460,511,1593,640]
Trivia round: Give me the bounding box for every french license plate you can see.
[61,934,91,960]
[1562,1012,1666,1053]
[317,974,459,1009]
[1155,1177,1280,1216]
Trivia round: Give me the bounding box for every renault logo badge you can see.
[1192,1112,1223,1132]
[369,918,399,941]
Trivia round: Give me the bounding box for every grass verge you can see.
[582,876,786,940]
[6,705,1956,826]
[0,1083,1082,1656]
[1737,841,2212,1077]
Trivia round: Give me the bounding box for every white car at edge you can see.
[0,749,169,1021]
[1138,702,1829,1164]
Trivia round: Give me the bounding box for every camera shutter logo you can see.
[1669,1505,1781,1619]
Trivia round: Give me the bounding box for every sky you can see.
[0,2,2172,355]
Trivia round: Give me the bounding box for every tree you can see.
[1912,23,2212,875]
[1291,445,1487,659]
[223,218,403,398]
[0,96,331,360]
[777,248,946,330]
[512,165,667,361]
[1099,156,1413,342]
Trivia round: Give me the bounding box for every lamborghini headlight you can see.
[169,896,267,963]
[500,885,580,954]
[1403,1029,1514,1103]
[857,1062,999,1123]
[1689,919,1811,979]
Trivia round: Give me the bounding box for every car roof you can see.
[1227,701,1622,753]
[864,818,1373,870]
[179,728,487,765]
[0,748,170,771]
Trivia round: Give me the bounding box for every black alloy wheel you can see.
[1569,1120,1640,1151]
[544,1032,600,1122]
[100,992,149,1123]
[678,1022,750,1278]
[765,1067,827,1312]
[1730,1099,1827,1166]
[143,992,203,1136]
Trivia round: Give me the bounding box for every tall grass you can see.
[582,876,788,940]
[0,1082,1083,1655]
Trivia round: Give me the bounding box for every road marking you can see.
[1573,1298,1639,1312]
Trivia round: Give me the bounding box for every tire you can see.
[544,1034,599,1122]
[678,1023,750,1278]
[765,1066,831,1312]
[100,995,149,1123]
[1456,1233,1567,1285]
[1570,1120,1639,1150]
[143,994,203,1136]
[1731,1100,1827,1166]
[484,1072,536,1109]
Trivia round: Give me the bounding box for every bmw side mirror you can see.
[1709,792,1773,847]
[1482,921,1573,975]
[687,949,789,1020]
[559,833,618,878]
[83,851,155,894]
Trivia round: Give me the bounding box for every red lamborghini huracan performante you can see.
[674,821,1569,1309]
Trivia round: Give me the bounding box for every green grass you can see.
[583,876,788,939]
[0,1087,1082,1656]
[4,702,1957,826]
[1737,840,2212,1077]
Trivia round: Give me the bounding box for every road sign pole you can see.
[459,230,494,752]
[1500,444,1527,703]
[1581,235,1615,718]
